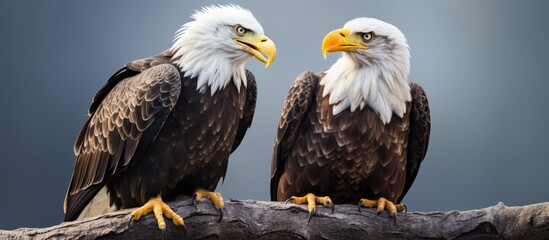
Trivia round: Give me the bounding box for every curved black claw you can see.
[327,198,335,214]
[127,214,134,228]
[218,207,224,223]
[161,227,166,240]
[284,197,295,207]
[357,200,363,213]
[307,208,316,225]
[192,193,198,210]
[181,224,188,236]
[375,209,381,218]
[403,204,408,214]
[392,212,397,226]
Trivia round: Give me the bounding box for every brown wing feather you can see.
[65,63,181,221]
[87,50,174,117]
[231,70,257,153]
[398,82,430,203]
[270,71,319,201]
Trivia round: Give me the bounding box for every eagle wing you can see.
[64,63,181,221]
[398,82,431,203]
[231,70,257,153]
[270,71,319,201]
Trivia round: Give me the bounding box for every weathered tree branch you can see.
[1,199,548,239]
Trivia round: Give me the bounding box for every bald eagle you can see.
[271,18,430,221]
[64,5,276,231]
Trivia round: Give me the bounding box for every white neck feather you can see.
[320,53,411,124]
[170,29,249,95]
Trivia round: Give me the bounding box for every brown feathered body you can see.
[271,71,430,204]
[64,51,256,221]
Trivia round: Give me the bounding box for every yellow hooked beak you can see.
[234,34,277,68]
[322,28,369,59]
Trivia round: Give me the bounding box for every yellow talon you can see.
[358,197,406,217]
[285,193,334,224]
[131,195,184,229]
[193,189,225,222]
[194,189,225,209]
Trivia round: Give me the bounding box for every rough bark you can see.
[0,199,548,240]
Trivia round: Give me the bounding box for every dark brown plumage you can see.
[64,50,256,221]
[270,71,430,204]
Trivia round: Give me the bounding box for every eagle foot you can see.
[285,193,334,224]
[130,195,185,233]
[358,197,405,225]
[193,189,225,222]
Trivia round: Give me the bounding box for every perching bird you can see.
[271,18,430,222]
[64,4,276,232]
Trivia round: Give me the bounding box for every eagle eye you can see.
[234,25,247,36]
[361,32,375,42]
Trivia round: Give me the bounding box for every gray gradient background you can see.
[1,0,548,230]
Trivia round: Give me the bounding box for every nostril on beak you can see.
[339,32,346,37]
[260,39,267,42]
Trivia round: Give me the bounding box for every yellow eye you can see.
[234,25,247,36]
[362,32,374,41]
